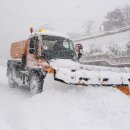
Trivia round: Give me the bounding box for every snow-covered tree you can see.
[103,8,125,31]
[103,6,130,31]
[123,6,130,26]
[126,41,130,55]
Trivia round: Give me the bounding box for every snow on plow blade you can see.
[54,68,130,95]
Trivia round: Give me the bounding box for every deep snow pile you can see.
[0,65,130,130]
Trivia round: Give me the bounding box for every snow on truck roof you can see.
[30,29,69,39]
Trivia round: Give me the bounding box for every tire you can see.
[29,71,44,95]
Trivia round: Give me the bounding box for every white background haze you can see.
[0,0,130,58]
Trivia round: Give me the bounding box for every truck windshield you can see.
[41,35,76,60]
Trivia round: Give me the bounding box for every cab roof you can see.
[29,30,69,39]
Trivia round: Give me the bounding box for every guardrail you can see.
[80,54,130,67]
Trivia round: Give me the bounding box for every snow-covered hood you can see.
[50,59,81,70]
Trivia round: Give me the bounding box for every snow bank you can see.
[24,74,130,130]
[0,65,130,130]
[74,29,130,55]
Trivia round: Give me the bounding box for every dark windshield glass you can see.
[42,35,76,60]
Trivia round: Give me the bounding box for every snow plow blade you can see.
[54,68,130,95]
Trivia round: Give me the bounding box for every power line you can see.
[0,11,44,21]
[0,11,86,23]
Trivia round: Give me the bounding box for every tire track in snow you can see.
[0,65,33,130]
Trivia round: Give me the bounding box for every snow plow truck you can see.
[7,28,130,95]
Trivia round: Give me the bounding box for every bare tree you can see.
[82,19,95,35]
[108,44,124,56]
[88,43,102,54]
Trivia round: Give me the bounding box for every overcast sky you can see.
[0,0,130,57]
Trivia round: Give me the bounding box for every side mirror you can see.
[29,36,38,54]
[29,48,35,54]
[29,40,35,54]
[75,44,83,59]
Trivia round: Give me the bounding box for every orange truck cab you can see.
[7,29,79,94]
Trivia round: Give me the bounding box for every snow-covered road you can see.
[0,65,130,130]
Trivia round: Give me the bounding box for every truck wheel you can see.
[8,70,16,88]
[29,72,44,95]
